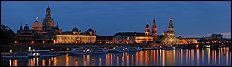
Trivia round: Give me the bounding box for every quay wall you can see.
[1,44,146,52]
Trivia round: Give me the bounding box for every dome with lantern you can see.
[32,16,42,31]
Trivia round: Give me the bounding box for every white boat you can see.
[27,50,60,57]
[69,48,87,55]
[202,45,210,48]
[108,46,124,53]
[69,47,108,55]
[124,47,140,52]
[2,52,28,58]
[87,48,108,54]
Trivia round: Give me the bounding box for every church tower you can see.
[42,6,54,32]
[151,18,158,40]
[161,16,177,45]
[145,24,150,36]
[168,16,174,34]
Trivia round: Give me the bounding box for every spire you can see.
[36,16,38,21]
[46,6,51,18]
[20,24,23,30]
[146,24,149,28]
[152,17,157,38]
[47,6,50,10]
[169,16,173,28]
[152,18,156,27]
[56,22,59,28]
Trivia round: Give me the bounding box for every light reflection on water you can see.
[1,47,231,66]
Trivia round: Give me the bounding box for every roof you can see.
[96,36,113,40]
[114,32,145,36]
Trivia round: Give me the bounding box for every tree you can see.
[1,25,15,45]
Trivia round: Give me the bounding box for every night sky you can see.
[1,1,231,38]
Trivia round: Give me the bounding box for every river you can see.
[1,47,231,66]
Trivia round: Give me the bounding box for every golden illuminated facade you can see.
[113,32,153,44]
[135,36,153,43]
[161,16,178,45]
[177,38,198,45]
[55,27,96,44]
[55,35,96,44]
[113,24,154,44]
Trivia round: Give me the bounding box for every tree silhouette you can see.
[1,25,15,45]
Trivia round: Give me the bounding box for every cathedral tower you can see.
[151,18,158,40]
[145,24,150,36]
[42,6,54,31]
[168,16,174,34]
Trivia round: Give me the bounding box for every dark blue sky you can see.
[1,1,231,38]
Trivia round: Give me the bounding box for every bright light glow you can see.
[10,50,12,53]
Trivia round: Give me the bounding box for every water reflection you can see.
[2,47,231,66]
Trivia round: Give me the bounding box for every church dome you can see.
[32,16,42,31]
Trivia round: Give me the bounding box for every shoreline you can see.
[1,43,230,52]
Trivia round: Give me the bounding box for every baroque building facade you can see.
[161,16,178,45]
[15,6,95,44]
[55,27,96,44]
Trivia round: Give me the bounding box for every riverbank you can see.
[1,44,147,52]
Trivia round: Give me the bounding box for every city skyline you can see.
[1,1,231,38]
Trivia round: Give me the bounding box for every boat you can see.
[124,47,140,52]
[88,48,108,54]
[108,46,124,53]
[27,50,60,57]
[2,52,28,58]
[69,48,87,55]
[202,45,210,48]
[161,45,175,50]
[69,47,108,55]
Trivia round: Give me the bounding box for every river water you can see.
[1,47,231,66]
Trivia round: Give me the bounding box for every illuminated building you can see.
[42,6,62,40]
[200,33,228,44]
[145,24,150,37]
[161,16,178,45]
[96,36,114,44]
[177,38,198,45]
[55,27,96,44]
[151,18,158,40]
[15,6,62,44]
[211,34,223,39]
[15,24,35,44]
[32,16,42,31]
[113,32,153,44]
[145,24,154,43]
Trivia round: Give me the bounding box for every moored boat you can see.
[124,47,140,52]
[27,50,60,57]
[108,46,124,53]
[202,45,210,48]
[69,47,108,55]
